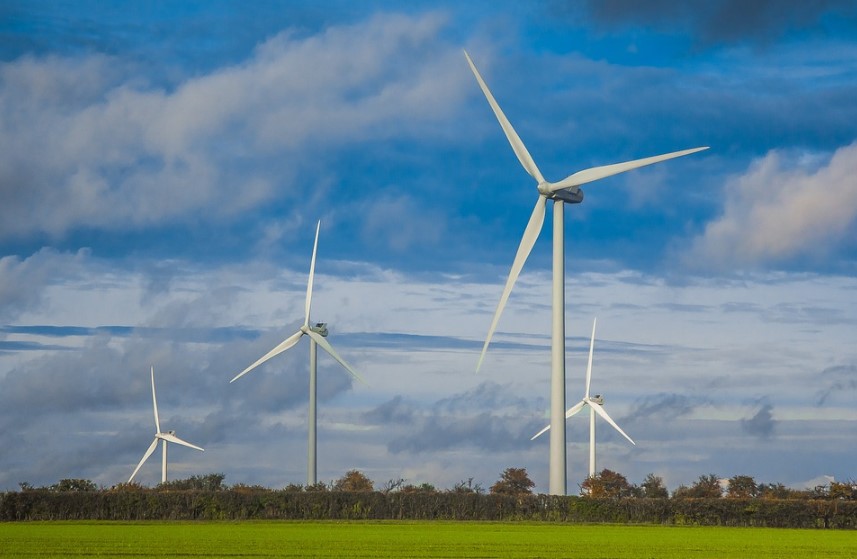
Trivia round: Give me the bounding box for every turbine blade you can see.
[129,438,159,483]
[230,329,304,383]
[588,400,635,445]
[585,318,596,398]
[530,424,550,441]
[476,195,547,373]
[565,399,587,419]
[151,366,160,434]
[306,328,368,386]
[549,147,709,192]
[305,220,320,327]
[531,399,587,440]
[159,432,204,452]
[464,51,545,184]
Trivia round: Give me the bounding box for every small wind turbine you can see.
[532,318,634,479]
[230,220,366,486]
[129,366,204,484]
[464,51,705,495]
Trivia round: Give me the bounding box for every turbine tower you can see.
[465,51,706,495]
[532,318,635,479]
[129,366,204,484]
[231,220,366,486]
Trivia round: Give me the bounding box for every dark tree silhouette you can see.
[726,475,759,498]
[675,473,722,498]
[580,469,635,498]
[490,467,535,496]
[640,473,669,498]
[333,470,374,492]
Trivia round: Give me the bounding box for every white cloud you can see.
[0,12,468,240]
[0,248,92,320]
[687,142,857,269]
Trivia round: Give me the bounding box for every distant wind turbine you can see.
[129,366,204,484]
[532,318,634,479]
[230,220,366,486]
[464,51,705,495]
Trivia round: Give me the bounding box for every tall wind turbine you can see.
[465,51,706,495]
[129,366,204,484]
[532,318,634,479]
[230,220,366,486]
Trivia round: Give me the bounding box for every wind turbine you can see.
[464,51,706,495]
[129,366,204,484]
[531,318,634,479]
[230,220,366,486]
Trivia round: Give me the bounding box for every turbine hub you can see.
[310,322,329,337]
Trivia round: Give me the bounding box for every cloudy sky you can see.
[2,0,856,493]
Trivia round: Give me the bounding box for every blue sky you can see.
[1,0,856,493]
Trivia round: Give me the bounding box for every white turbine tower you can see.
[532,318,635,479]
[230,220,365,486]
[129,366,204,484]
[464,51,706,495]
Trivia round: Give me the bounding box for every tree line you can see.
[3,469,856,528]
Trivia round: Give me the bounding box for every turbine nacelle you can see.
[310,322,329,337]
[551,187,585,204]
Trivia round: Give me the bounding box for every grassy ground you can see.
[1,521,855,558]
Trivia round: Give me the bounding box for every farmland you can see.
[2,521,855,558]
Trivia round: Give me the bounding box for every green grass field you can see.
[1,521,855,558]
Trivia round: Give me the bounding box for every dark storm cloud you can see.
[570,0,857,45]
[384,382,543,454]
[387,412,539,454]
[362,396,415,425]
[624,392,704,422]
[816,364,857,405]
[0,338,148,417]
[740,401,776,439]
[432,381,532,415]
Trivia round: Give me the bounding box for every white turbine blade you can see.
[464,51,545,184]
[549,147,709,192]
[128,438,159,483]
[305,220,320,327]
[585,318,597,398]
[565,399,587,419]
[159,432,204,452]
[588,399,635,445]
[230,329,304,383]
[530,424,550,441]
[150,366,160,434]
[476,195,547,373]
[306,328,368,386]
[531,399,587,440]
